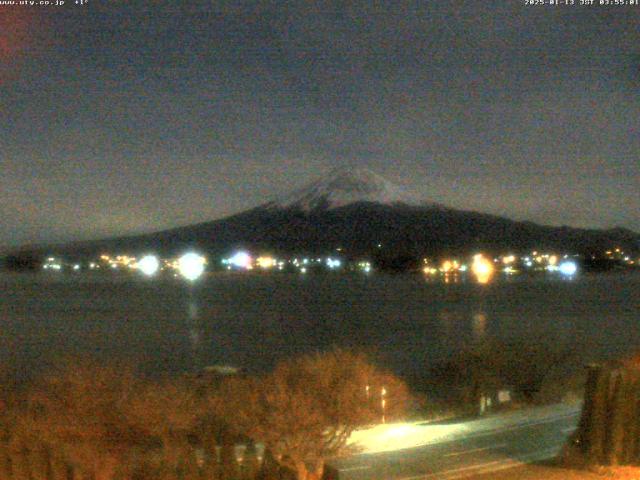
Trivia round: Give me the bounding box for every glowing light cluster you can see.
[99,253,139,270]
[43,261,62,271]
[256,256,276,269]
[358,261,372,273]
[471,254,494,284]
[559,261,577,276]
[43,257,63,271]
[137,255,160,276]
[502,255,515,265]
[326,258,342,269]
[440,260,460,273]
[178,252,206,281]
[226,251,252,270]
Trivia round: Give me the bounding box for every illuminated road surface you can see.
[332,403,581,480]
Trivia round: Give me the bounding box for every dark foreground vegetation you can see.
[563,355,640,468]
[416,338,585,418]
[0,350,412,480]
[0,340,590,480]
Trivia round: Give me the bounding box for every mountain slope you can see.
[6,167,640,259]
[266,167,431,211]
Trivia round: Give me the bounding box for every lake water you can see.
[1,272,639,382]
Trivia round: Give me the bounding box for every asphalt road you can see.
[332,404,581,480]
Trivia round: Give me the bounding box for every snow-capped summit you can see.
[268,166,429,211]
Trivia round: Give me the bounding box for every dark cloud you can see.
[1,0,638,246]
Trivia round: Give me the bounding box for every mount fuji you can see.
[265,167,431,211]
[8,167,639,261]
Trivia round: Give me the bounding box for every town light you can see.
[228,251,252,269]
[502,255,515,265]
[178,252,206,281]
[326,258,341,269]
[472,254,494,284]
[256,256,276,269]
[138,255,160,276]
[559,261,577,276]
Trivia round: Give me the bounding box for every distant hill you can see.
[5,167,640,261]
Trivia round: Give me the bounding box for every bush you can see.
[210,349,413,480]
[429,339,579,411]
[0,350,414,480]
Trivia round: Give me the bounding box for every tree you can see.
[569,356,640,467]
[22,358,146,480]
[497,341,576,401]
[214,349,412,480]
[124,375,205,479]
[433,339,577,411]
[1,253,41,271]
[0,368,15,479]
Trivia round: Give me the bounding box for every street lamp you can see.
[138,254,160,276]
[471,254,494,284]
[178,252,206,281]
[559,260,577,276]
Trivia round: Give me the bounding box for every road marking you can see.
[397,446,561,480]
[464,411,580,439]
[399,460,504,480]
[340,465,371,472]
[443,443,507,457]
[445,446,561,480]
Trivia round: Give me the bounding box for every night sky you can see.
[1,1,638,247]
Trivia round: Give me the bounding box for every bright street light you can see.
[471,254,494,284]
[178,252,206,281]
[228,251,252,269]
[138,255,160,276]
[559,261,577,276]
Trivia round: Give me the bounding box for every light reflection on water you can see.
[187,295,202,372]
[472,312,487,341]
[1,272,639,379]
